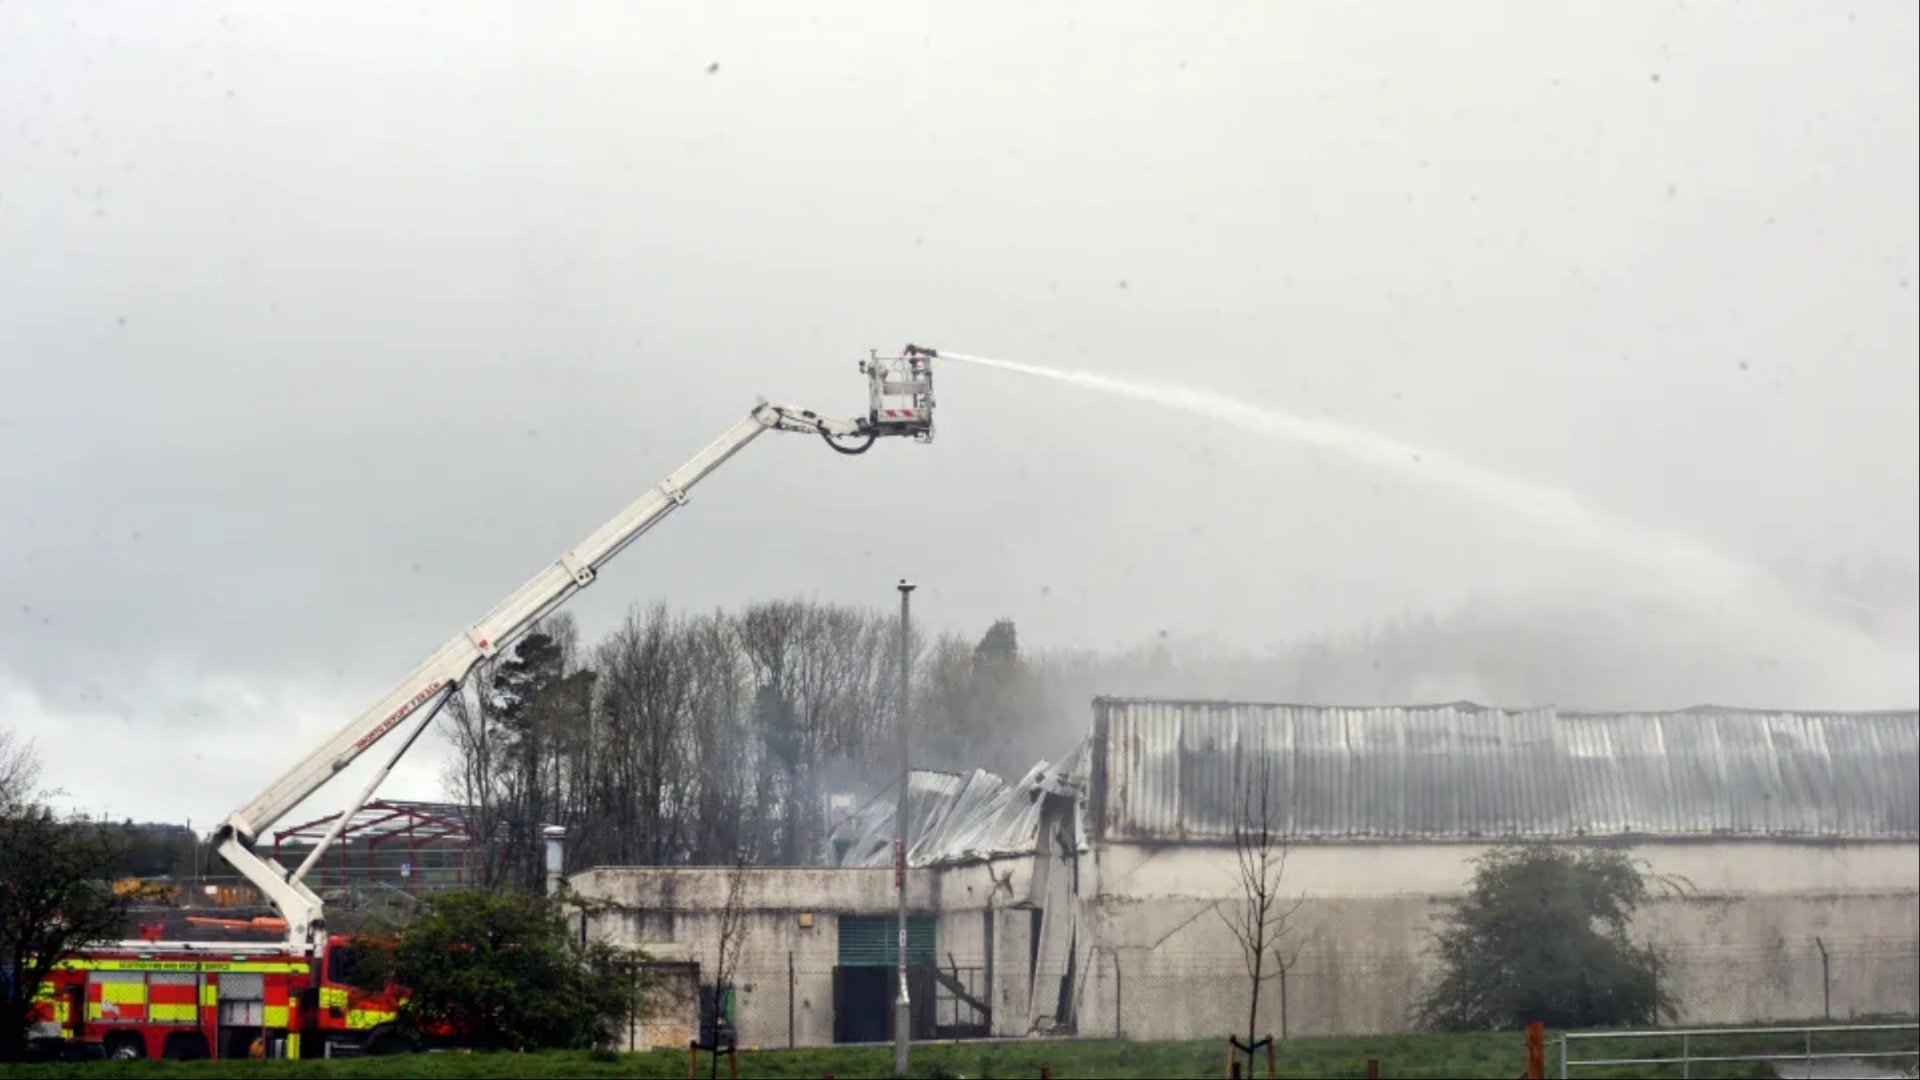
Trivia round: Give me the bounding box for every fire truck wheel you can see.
[102,1033,145,1061]
[364,1024,420,1056]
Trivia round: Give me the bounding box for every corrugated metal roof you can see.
[826,769,966,868]
[1090,698,1920,842]
[827,755,1083,868]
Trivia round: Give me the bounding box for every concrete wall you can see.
[573,840,1920,1047]
[572,861,1041,1049]
[1077,840,1920,1040]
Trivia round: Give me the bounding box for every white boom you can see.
[212,346,938,954]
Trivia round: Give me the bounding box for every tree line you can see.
[440,600,1021,887]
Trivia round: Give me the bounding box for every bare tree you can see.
[699,856,752,1078]
[593,603,697,866]
[0,729,41,814]
[916,632,979,771]
[439,673,513,888]
[736,601,897,864]
[737,600,807,863]
[1215,750,1304,1068]
[683,612,756,864]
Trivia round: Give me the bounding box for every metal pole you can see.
[543,825,566,897]
[1815,936,1831,1020]
[893,577,916,1078]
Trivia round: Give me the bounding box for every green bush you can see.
[1416,843,1677,1032]
[349,888,643,1052]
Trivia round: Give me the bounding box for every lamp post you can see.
[893,578,915,1078]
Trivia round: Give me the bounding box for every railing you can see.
[1558,1021,1920,1079]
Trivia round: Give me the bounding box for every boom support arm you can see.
[212,347,937,953]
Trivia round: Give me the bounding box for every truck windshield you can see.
[327,944,367,987]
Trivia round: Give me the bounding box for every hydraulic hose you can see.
[821,430,878,455]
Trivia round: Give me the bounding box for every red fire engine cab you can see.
[28,934,406,1060]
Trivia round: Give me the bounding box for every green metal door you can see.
[837,916,935,967]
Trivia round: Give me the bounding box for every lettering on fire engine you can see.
[351,678,449,753]
[67,960,310,974]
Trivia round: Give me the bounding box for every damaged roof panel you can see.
[827,754,1086,868]
[1091,698,1920,842]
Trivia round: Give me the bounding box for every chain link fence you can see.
[1092,937,1920,1042]
[621,936,1919,1054]
[1655,936,1920,1027]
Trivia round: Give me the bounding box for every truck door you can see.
[215,973,265,1059]
[64,983,85,1040]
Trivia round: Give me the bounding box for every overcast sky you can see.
[3,1,1915,831]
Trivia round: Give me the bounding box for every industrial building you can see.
[571,699,1920,1050]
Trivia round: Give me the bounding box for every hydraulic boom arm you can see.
[212,346,937,954]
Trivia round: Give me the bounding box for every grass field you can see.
[0,1025,1911,1079]
[2,1035,1515,1080]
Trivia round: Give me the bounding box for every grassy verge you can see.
[0,1034,1513,1080]
[0,1024,1910,1080]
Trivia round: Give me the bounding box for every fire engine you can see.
[24,347,938,1060]
[24,934,409,1061]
